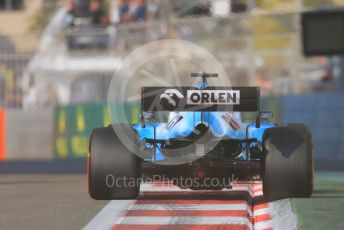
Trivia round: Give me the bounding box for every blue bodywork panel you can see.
[133,82,275,161]
[133,112,275,161]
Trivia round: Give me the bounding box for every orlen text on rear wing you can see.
[141,87,260,112]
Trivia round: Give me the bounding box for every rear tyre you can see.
[88,125,141,200]
[262,124,313,200]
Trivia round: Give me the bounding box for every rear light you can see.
[196,171,205,178]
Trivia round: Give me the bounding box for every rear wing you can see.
[141,87,260,112]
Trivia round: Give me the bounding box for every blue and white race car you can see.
[88,73,313,200]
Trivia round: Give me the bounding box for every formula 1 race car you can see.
[88,73,313,200]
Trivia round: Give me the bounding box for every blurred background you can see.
[0,0,343,167]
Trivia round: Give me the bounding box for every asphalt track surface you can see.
[0,160,107,230]
[0,160,343,230]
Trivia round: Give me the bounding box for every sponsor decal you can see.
[160,89,240,108]
[187,90,240,105]
[142,87,258,112]
[160,89,185,108]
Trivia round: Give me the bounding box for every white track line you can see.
[83,200,135,230]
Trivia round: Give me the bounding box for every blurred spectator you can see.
[89,0,110,25]
[146,0,159,21]
[119,0,130,23]
[320,69,333,82]
[321,55,344,90]
[275,69,291,95]
[65,0,110,26]
[74,0,91,17]
[65,0,76,27]
[230,0,248,14]
[192,0,211,16]
[256,70,272,96]
[172,0,211,18]
[119,0,146,23]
